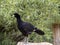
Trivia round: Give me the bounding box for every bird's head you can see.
[14,13,20,18]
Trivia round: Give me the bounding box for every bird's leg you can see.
[26,37,28,43]
[24,37,29,45]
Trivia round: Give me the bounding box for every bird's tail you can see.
[34,28,45,35]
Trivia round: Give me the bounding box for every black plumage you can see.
[14,13,45,37]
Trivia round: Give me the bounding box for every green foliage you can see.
[0,0,60,45]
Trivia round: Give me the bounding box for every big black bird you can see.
[13,13,45,43]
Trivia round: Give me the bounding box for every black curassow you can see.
[13,13,45,42]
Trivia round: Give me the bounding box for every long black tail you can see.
[34,28,45,35]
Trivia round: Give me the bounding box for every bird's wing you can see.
[21,22,34,32]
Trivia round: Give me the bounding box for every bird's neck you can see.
[16,17,23,24]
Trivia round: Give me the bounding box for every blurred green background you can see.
[0,0,60,45]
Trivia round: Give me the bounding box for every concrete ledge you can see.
[17,42,53,45]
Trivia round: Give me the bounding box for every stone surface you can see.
[17,42,53,45]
